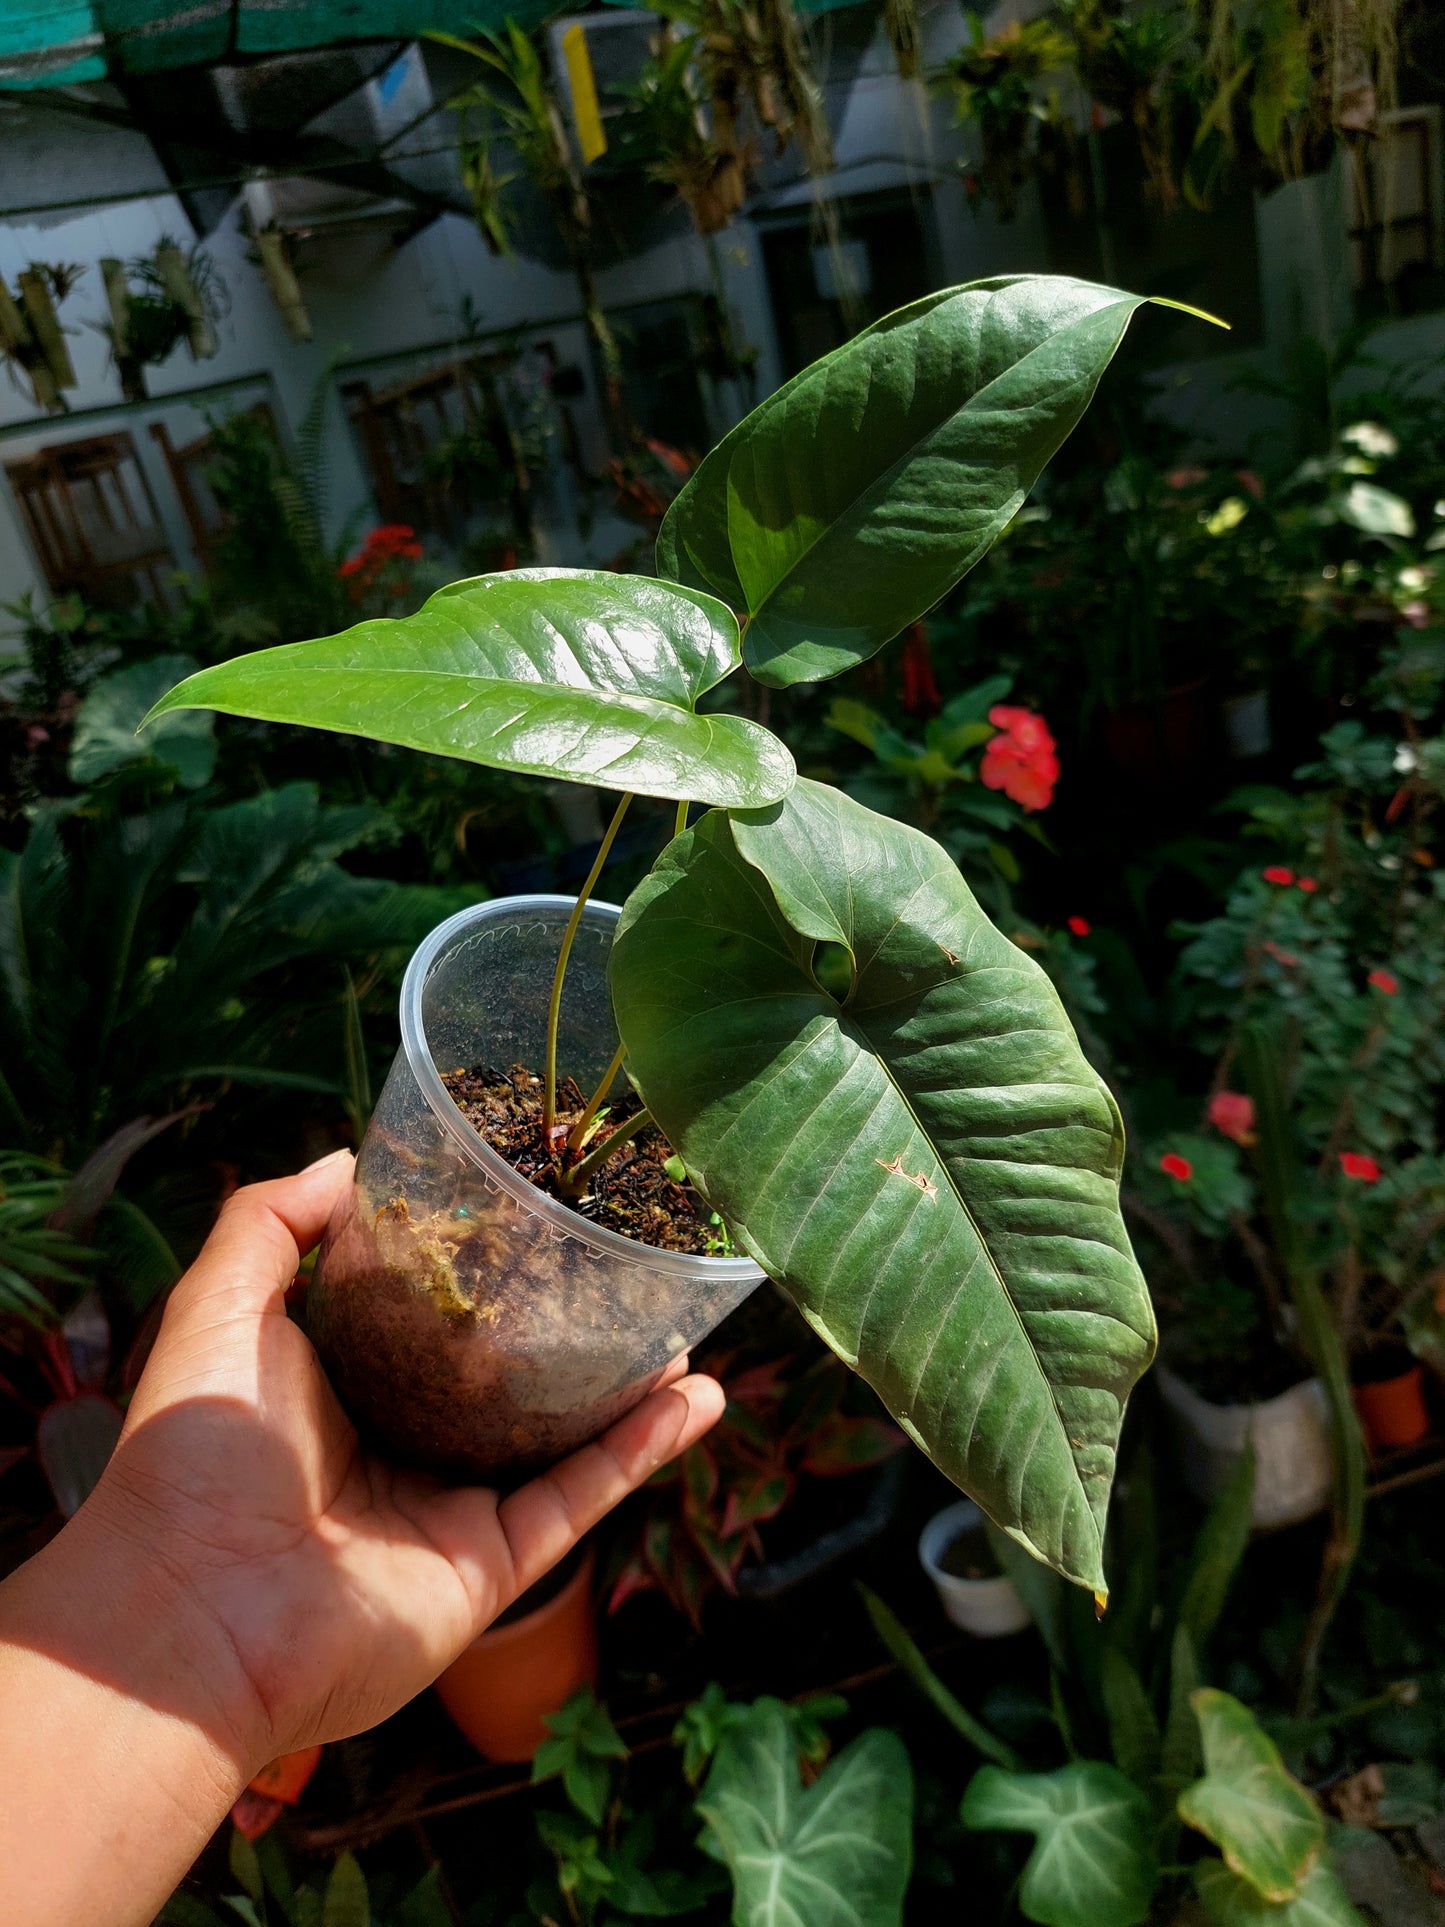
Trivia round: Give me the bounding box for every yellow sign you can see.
[562,23,607,166]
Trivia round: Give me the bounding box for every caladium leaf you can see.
[145,569,795,809]
[961,1762,1157,1927]
[696,1697,912,1927]
[657,276,1161,688]
[610,779,1155,1591]
[1177,1690,1325,1901]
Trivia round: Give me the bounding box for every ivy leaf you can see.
[145,569,794,808]
[1177,1690,1325,1901]
[696,1697,912,1927]
[657,276,1163,688]
[610,779,1155,1592]
[1196,1859,1365,1927]
[961,1762,1158,1927]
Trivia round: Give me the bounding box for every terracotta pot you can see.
[1155,1363,1331,1530]
[435,1548,598,1763]
[1354,1364,1430,1453]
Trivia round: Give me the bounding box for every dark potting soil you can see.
[938,1525,998,1581]
[441,1063,723,1257]
[1170,1337,1310,1405]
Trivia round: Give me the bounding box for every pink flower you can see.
[1296,876,1319,893]
[1235,468,1264,500]
[1339,1152,1381,1183]
[1263,866,1295,886]
[1067,916,1091,937]
[1165,466,1208,490]
[1208,1091,1256,1145]
[981,705,1060,813]
[1160,1152,1194,1182]
[1368,969,1399,995]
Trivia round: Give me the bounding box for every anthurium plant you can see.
[148,274,1214,1595]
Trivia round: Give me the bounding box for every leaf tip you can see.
[1094,1589,1108,1620]
[1149,295,1231,332]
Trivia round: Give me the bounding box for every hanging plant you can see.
[939,14,1075,220]
[98,241,226,402]
[1059,0,1189,208]
[0,263,83,414]
[251,225,313,343]
[610,34,750,237]
[882,0,921,80]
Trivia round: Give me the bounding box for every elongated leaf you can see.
[1178,1442,1255,1654]
[961,1762,1158,1927]
[1100,1648,1161,1788]
[145,569,794,808]
[1178,1690,1324,1901]
[1196,1859,1365,1927]
[611,780,1155,1591]
[858,1585,1020,1769]
[657,276,1155,687]
[696,1698,912,1927]
[1158,1624,1202,1799]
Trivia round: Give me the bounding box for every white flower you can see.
[1342,421,1399,458]
[1202,497,1248,536]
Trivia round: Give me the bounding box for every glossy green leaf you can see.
[144,569,794,808]
[961,1762,1158,1927]
[696,1697,912,1927]
[657,276,1156,688]
[1178,1690,1325,1901]
[610,779,1155,1591]
[1196,1859,1365,1927]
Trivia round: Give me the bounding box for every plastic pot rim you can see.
[400,893,763,1284]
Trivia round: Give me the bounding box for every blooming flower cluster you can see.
[338,524,424,602]
[1207,1090,1255,1145]
[1261,866,1318,891]
[980,705,1059,812]
[1159,1152,1193,1182]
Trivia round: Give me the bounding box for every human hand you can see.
[61,1149,726,1776]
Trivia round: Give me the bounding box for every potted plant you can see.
[148,275,1220,1598]
[918,1497,1032,1637]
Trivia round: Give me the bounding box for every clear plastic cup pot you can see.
[308,895,765,1482]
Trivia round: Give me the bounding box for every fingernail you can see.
[301,1147,352,1172]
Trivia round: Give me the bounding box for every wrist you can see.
[5,1477,269,1789]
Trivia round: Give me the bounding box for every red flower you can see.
[1339,1152,1381,1183]
[981,705,1060,812]
[1160,1152,1193,1182]
[1235,468,1264,500]
[1368,968,1399,995]
[1208,1091,1256,1145]
[1262,940,1299,967]
[1262,866,1294,886]
[1067,916,1092,937]
[1296,876,1319,893]
[1165,466,1208,490]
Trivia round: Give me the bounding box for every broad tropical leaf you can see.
[70,655,217,790]
[1177,1690,1324,1901]
[1196,1860,1365,1927]
[657,276,1157,687]
[145,569,795,808]
[961,1762,1158,1927]
[610,780,1155,1590]
[696,1697,912,1927]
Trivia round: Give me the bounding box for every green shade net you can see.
[2,0,867,88]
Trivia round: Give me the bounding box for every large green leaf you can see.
[696,1697,912,1927]
[1177,1691,1325,1902]
[1196,1860,1365,1927]
[610,779,1155,1591]
[657,276,1153,688]
[144,569,795,808]
[961,1763,1158,1927]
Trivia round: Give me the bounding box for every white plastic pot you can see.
[309,895,764,1482]
[1155,1362,1331,1530]
[918,1500,1032,1638]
